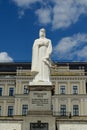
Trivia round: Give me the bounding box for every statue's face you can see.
[39,30,46,37]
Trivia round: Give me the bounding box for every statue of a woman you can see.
[30,28,52,85]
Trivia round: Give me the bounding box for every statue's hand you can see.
[31,70,38,75]
[44,56,49,60]
[42,57,50,66]
[42,56,49,62]
[38,42,43,46]
[37,41,48,47]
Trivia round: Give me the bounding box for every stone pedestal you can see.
[23,85,55,130]
[29,85,52,115]
[23,115,55,130]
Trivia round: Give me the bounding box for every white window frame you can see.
[73,105,79,116]
[73,85,78,94]
[60,85,66,94]
[23,85,29,94]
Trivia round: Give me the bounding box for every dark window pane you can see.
[0,106,1,116]
[73,105,79,116]
[22,104,28,116]
[0,88,2,96]
[86,83,87,94]
[24,85,29,94]
[9,88,14,96]
[60,105,66,116]
[8,106,13,116]
[60,86,66,94]
[73,86,78,94]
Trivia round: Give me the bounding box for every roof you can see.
[0,62,87,72]
[0,62,31,72]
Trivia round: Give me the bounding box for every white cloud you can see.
[0,52,13,62]
[77,0,87,6]
[35,8,51,24]
[12,0,41,8]
[53,33,87,61]
[51,0,87,29]
[12,0,87,29]
[18,10,24,19]
[77,46,87,60]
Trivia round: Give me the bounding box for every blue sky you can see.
[0,0,87,62]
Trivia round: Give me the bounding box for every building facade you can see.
[0,62,87,130]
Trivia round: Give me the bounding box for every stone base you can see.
[28,110,52,115]
[29,81,52,86]
[26,84,55,130]
[23,115,55,130]
[29,85,53,91]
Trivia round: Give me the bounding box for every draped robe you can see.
[31,37,52,83]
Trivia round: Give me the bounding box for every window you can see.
[0,88,2,96]
[8,106,13,116]
[60,86,66,94]
[9,88,14,96]
[22,104,28,116]
[51,104,53,111]
[86,82,87,94]
[24,85,29,94]
[73,86,78,94]
[60,105,66,116]
[73,105,79,116]
[0,106,1,116]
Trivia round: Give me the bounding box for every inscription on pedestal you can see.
[30,91,51,111]
[30,122,48,130]
[32,92,49,106]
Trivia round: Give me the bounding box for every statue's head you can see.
[39,28,46,38]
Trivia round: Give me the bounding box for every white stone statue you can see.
[30,28,52,85]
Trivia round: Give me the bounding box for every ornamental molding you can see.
[0,79,15,84]
[51,76,87,81]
